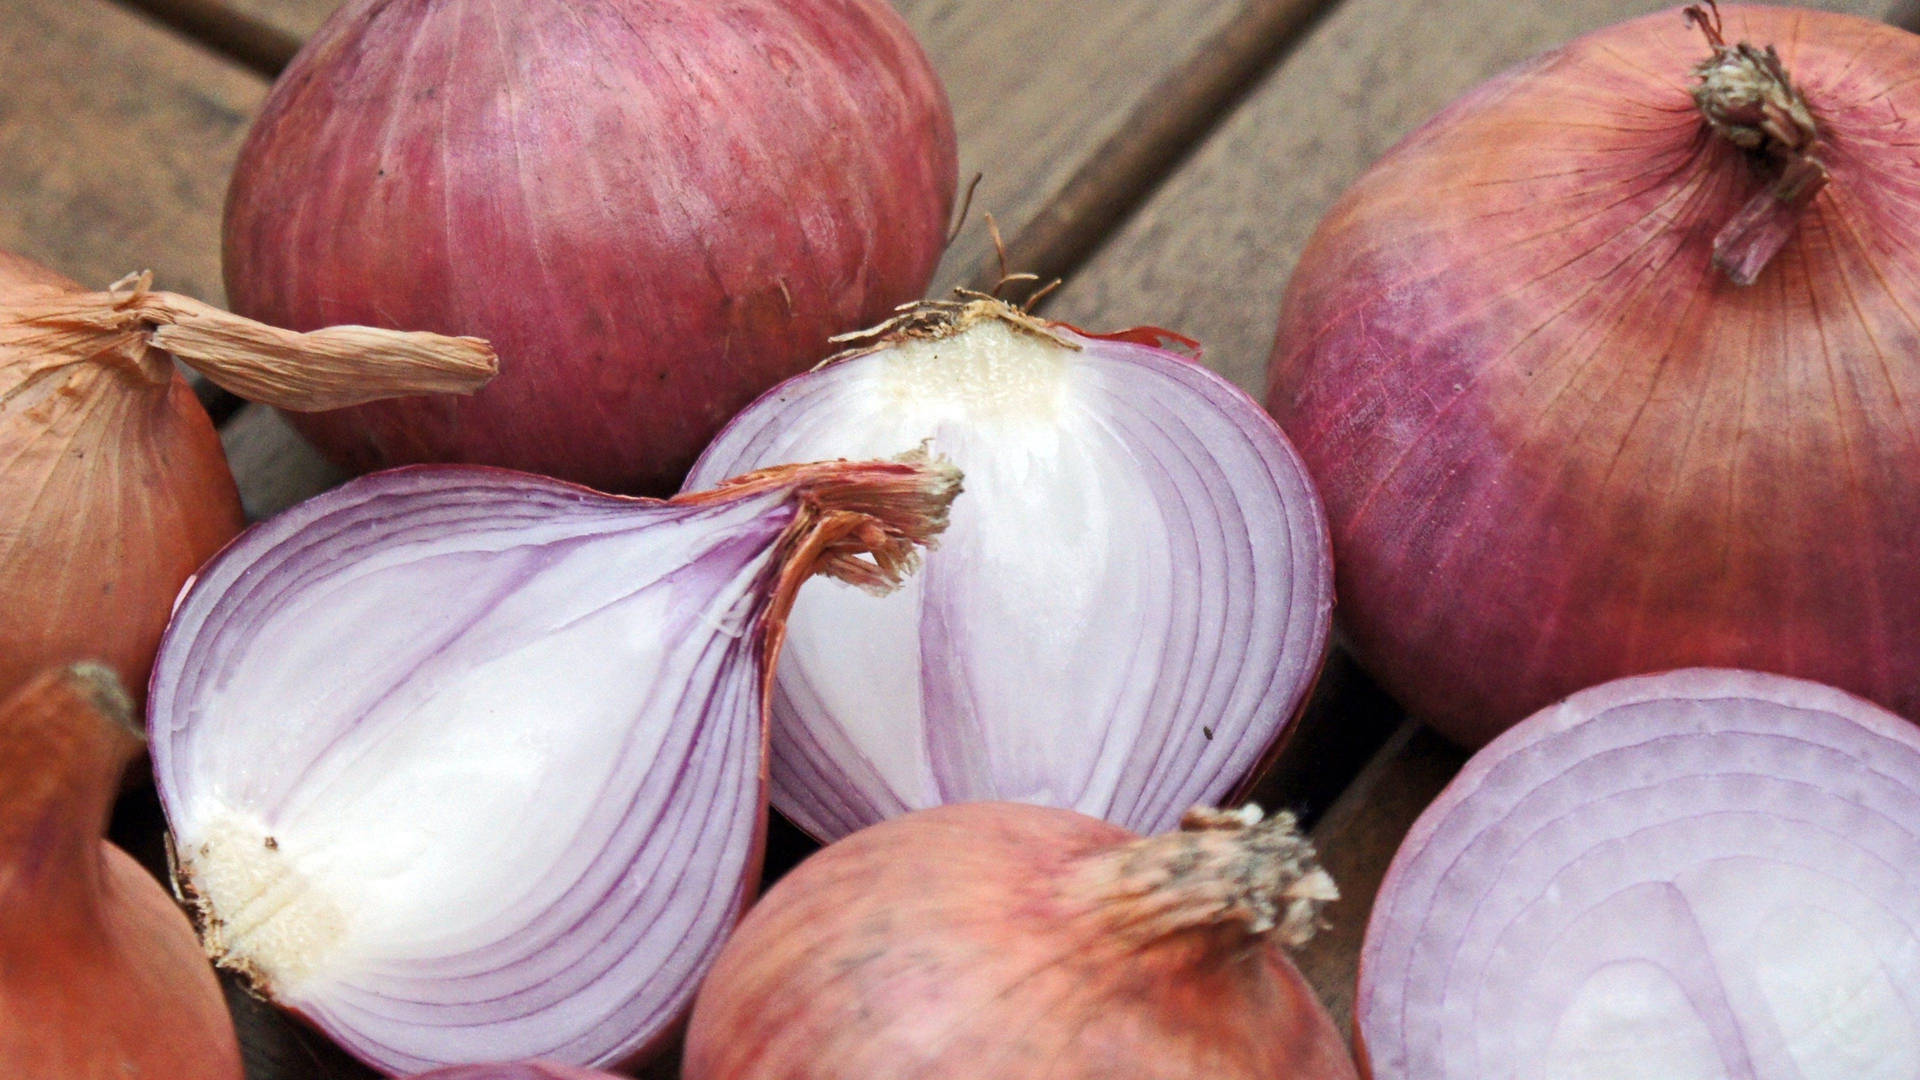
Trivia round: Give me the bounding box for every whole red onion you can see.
[684,801,1356,1080]
[225,0,958,494]
[1268,4,1920,746]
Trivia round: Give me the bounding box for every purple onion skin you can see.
[1268,7,1920,747]
[405,1065,620,1080]
[225,0,957,495]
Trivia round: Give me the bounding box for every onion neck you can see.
[9,270,498,409]
[0,665,141,928]
[1686,4,1828,286]
[1071,805,1339,951]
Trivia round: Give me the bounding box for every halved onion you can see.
[149,457,958,1074]
[1358,668,1920,1079]
[686,297,1333,840]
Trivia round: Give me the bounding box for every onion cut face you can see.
[686,298,1333,840]
[1268,5,1920,746]
[1357,669,1920,1080]
[149,457,958,1074]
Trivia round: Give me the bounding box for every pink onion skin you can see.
[1268,6,1920,747]
[683,802,1357,1080]
[405,1065,620,1080]
[225,0,957,495]
[1354,668,1920,1079]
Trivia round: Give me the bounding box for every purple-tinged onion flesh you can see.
[1358,668,1920,1080]
[686,298,1333,841]
[150,457,959,1075]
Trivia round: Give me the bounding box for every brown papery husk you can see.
[0,664,242,1079]
[1268,5,1920,748]
[682,802,1356,1080]
[0,251,495,703]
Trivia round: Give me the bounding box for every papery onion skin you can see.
[151,456,958,1075]
[0,254,243,703]
[1356,668,1920,1080]
[0,664,243,1080]
[687,298,1334,840]
[684,801,1357,1080]
[225,0,958,495]
[1268,6,1920,747]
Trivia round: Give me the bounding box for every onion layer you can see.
[684,801,1356,1080]
[0,665,242,1080]
[226,0,958,494]
[1268,6,1920,745]
[1358,669,1920,1080]
[687,297,1333,839]
[150,456,959,1074]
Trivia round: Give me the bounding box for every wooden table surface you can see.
[5,0,1909,1076]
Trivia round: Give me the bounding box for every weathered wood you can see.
[0,0,263,302]
[115,0,301,75]
[1043,0,1901,395]
[1295,724,1463,1034]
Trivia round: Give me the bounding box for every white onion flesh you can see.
[686,305,1333,840]
[1357,669,1920,1080]
[148,461,955,1074]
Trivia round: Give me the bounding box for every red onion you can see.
[1358,668,1920,1079]
[225,0,958,494]
[0,251,494,705]
[149,456,959,1074]
[686,296,1333,839]
[1268,4,1920,746]
[0,664,242,1080]
[684,801,1356,1080]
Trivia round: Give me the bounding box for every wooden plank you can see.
[115,0,302,75]
[0,0,263,303]
[1042,0,1901,396]
[1295,725,1463,1033]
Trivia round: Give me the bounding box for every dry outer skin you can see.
[0,666,242,1079]
[1270,6,1920,747]
[0,253,244,703]
[683,802,1357,1080]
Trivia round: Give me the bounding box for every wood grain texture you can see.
[1296,724,1463,1035]
[0,0,263,302]
[1043,0,1901,395]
